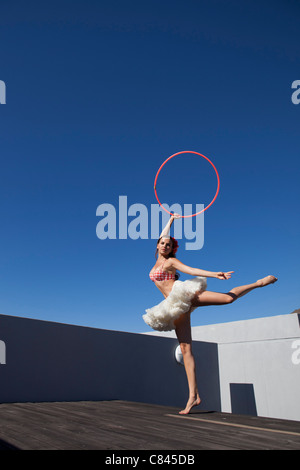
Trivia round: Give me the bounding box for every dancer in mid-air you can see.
[143,213,277,415]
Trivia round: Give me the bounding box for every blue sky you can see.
[0,0,299,333]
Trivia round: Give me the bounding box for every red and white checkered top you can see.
[149,258,176,282]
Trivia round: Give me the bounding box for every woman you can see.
[143,213,277,415]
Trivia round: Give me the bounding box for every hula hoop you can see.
[154,150,220,218]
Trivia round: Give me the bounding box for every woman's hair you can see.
[155,236,180,279]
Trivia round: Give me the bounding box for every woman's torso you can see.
[149,257,176,298]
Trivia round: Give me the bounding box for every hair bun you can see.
[171,237,178,254]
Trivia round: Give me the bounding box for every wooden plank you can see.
[166,414,300,437]
[0,401,299,450]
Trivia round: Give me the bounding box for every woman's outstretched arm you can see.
[170,258,234,279]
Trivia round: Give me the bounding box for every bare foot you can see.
[256,275,278,287]
[179,395,201,415]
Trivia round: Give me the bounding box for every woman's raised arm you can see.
[159,213,181,238]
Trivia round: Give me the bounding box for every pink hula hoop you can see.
[154,150,220,218]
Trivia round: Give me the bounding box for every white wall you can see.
[197,315,300,421]
[144,314,300,421]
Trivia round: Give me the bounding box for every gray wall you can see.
[1,312,299,421]
[0,314,221,411]
[145,313,300,422]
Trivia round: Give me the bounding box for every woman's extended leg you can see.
[174,311,201,415]
[193,275,277,307]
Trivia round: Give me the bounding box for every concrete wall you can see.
[194,314,300,422]
[0,314,221,411]
[144,314,300,422]
[1,313,299,422]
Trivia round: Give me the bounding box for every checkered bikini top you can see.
[149,258,176,282]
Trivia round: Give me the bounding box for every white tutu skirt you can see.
[143,277,207,332]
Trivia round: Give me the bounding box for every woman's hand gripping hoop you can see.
[154,150,220,218]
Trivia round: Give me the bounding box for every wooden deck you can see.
[0,400,299,450]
